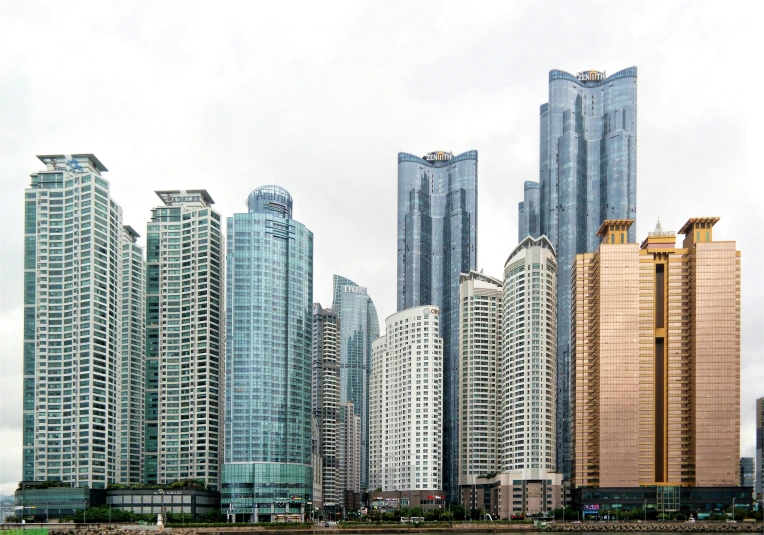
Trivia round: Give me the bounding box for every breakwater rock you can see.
[544,522,762,532]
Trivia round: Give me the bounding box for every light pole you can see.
[644,499,647,523]
[732,497,736,522]
[83,500,87,524]
[109,503,111,524]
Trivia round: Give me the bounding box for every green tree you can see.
[449,504,466,520]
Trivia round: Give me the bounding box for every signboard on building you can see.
[577,70,607,82]
[423,151,453,162]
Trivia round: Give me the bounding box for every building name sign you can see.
[170,195,202,203]
[577,70,606,82]
[344,286,366,295]
[423,151,453,162]
[153,490,184,495]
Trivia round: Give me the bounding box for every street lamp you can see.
[732,497,736,522]
[644,499,647,523]
[83,500,87,524]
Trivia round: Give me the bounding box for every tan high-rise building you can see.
[571,217,740,489]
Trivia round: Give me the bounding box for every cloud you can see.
[0,0,761,489]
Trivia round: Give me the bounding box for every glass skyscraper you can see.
[331,275,379,491]
[397,150,478,501]
[223,186,314,522]
[517,67,637,478]
[23,154,123,487]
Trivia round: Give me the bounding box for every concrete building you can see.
[119,226,146,485]
[571,218,740,500]
[338,401,361,496]
[222,186,313,521]
[312,304,341,508]
[332,275,379,490]
[518,68,638,477]
[397,150,477,501]
[23,154,125,487]
[144,190,223,489]
[458,271,503,487]
[740,457,754,488]
[312,417,323,511]
[462,469,564,517]
[758,397,763,496]
[370,306,443,494]
[502,236,557,472]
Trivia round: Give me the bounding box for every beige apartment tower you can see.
[458,271,503,487]
[571,218,740,489]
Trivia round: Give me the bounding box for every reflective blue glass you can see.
[519,67,637,478]
[331,275,379,490]
[397,150,478,501]
[223,185,314,518]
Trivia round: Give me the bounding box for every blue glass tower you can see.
[518,67,637,478]
[223,186,314,521]
[331,275,379,491]
[397,150,478,502]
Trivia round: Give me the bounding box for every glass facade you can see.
[518,68,638,478]
[397,150,477,501]
[331,275,379,490]
[223,185,314,520]
[23,154,122,488]
[757,397,763,495]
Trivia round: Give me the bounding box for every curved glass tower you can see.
[517,67,637,478]
[397,150,478,501]
[223,185,314,521]
[331,275,379,490]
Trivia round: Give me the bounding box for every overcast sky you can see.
[1,0,762,496]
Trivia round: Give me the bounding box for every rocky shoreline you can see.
[28,522,763,534]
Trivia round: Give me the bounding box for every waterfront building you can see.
[571,218,740,492]
[312,304,341,508]
[518,67,638,477]
[222,186,313,521]
[312,417,323,511]
[757,397,764,495]
[332,275,379,490]
[119,225,146,484]
[462,469,564,517]
[144,190,223,488]
[397,150,477,500]
[338,401,361,497]
[502,236,557,472]
[457,271,503,487]
[740,457,754,488]
[23,154,124,487]
[370,306,443,495]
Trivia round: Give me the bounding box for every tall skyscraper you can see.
[757,397,763,495]
[119,225,146,484]
[223,186,313,521]
[338,401,361,497]
[571,218,740,490]
[144,190,223,488]
[457,271,503,487]
[312,304,341,507]
[370,306,443,493]
[740,458,754,487]
[397,150,477,500]
[518,67,638,477]
[501,236,557,472]
[517,181,540,242]
[331,275,379,490]
[23,154,123,487]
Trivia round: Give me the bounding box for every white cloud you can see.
[0,0,761,488]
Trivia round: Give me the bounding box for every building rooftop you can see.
[37,154,108,173]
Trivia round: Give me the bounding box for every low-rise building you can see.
[461,469,563,518]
